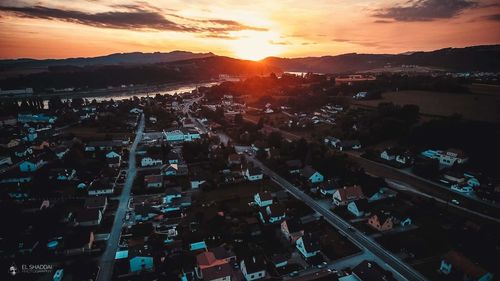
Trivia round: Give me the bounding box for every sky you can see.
[0,0,499,60]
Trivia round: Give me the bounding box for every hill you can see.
[0,56,281,91]
[263,45,500,73]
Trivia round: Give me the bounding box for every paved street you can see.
[97,113,144,281]
[345,152,500,220]
[248,156,428,281]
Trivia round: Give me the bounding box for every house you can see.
[141,156,163,167]
[129,245,154,273]
[162,164,178,176]
[259,204,285,224]
[339,140,362,151]
[367,211,394,232]
[190,176,206,189]
[324,136,341,148]
[422,148,468,166]
[14,145,33,157]
[241,257,266,281]
[105,151,121,159]
[280,219,304,244]
[270,254,288,268]
[254,192,273,207]
[51,169,76,181]
[227,153,242,165]
[318,181,338,196]
[347,199,370,217]
[285,159,302,174]
[129,108,143,114]
[332,185,365,206]
[19,158,46,172]
[380,149,396,161]
[395,152,413,165]
[439,251,493,281]
[251,141,270,153]
[245,167,263,181]
[166,151,180,164]
[0,156,13,167]
[352,260,397,281]
[163,187,182,203]
[195,251,233,281]
[451,182,475,193]
[144,174,163,188]
[134,205,160,221]
[85,140,123,152]
[88,178,114,195]
[438,148,468,166]
[296,233,320,258]
[52,146,70,159]
[366,187,397,202]
[62,231,94,256]
[1,138,20,148]
[31,140,50,151]
[212,245,237,263]
[18,113,56,124]
[75,209,102,226]
[164,127,201,142]
[106,156,121,168]
[84,196,108,213]
[301,166,324,184]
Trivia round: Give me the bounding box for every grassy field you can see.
[353,90,500,123]
[64,124,133,139]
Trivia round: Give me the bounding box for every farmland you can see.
[352,90,500,123]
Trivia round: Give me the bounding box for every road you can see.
[386,179,500,223]
[97,113,144,281]
[345,152,500,220]
[247,156,428,281]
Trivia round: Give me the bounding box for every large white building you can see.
[163,127,201,142]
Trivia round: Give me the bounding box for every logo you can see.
[8,263,18,276]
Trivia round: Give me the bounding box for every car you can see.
[317,262,328,269]
[347,227,356,232]
[451,199,460,205]
[289,271,299,277]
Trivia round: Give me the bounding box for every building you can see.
[164,127,201,142]
[347,199,370,217]
[241,257,266,281]
[245,167,263,181]
[129,245,154,273]
[439,251,493,281]
[296,233,320,258]
[281,219,304,244]
[19,158,46,172]
[367,211,394,232]
[141,157,163,167]
[75,209,102,226]
[195,251,233,281]
[332,185,365,206]
[254,192,273,207]
[301,166,324,184]
[18,113,56,124]
[421,148,468,166]
[144,175,163,188]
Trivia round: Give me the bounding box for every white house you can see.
[301,166,324,184]
[245,167,263,181]
[141,157,163,167]
[296,234,320,258]
[163,128,201,142]
[254,192,273,207]
[241,257,266,281]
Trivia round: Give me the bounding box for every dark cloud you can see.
[332,38,382,47]
[373,0,478,21]
[373,20,393,23]
[484,14,500,21]
[0,4,266,36]
[0,5,193,31]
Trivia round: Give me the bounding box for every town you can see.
[0,70,498,281]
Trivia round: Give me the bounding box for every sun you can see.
[230,31,284,61]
